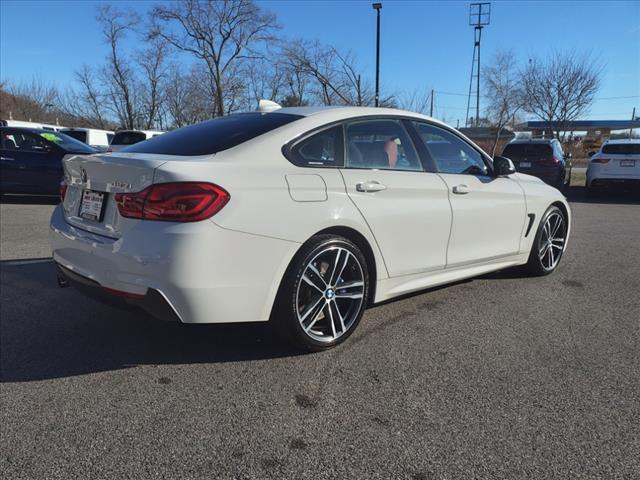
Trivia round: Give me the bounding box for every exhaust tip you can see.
[57,274,69,288]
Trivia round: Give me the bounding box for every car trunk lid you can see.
[62,152,169,238]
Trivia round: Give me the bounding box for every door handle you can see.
[0,156,15,161]
[452,184,470,194]
[356,181,387,193]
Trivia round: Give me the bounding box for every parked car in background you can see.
[502,139,571,191]
[1,127,96,195]
[61,128,114,152]
[109,129,164,152]
[587,139,640,195]
[1,119,66,131]
[50,105,570,351]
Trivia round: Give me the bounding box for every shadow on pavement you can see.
[0,260,303,383]
[0,194,59,205]
[565,186,640,205]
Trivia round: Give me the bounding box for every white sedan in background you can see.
[50,105,570,351]
[587,139,640,195]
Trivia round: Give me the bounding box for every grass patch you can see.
[571,170,586,187]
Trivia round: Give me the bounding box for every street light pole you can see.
[372,3,382,107]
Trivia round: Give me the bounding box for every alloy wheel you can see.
[295,246,365,343]
[538,211,566,271]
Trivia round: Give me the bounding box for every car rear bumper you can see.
[56,263,181,322]
[49,204,300,323]
[586,169,640,189]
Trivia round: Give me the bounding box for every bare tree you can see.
[520,51,602,139]
[484,50,523,156]
[68,65,109,128]
[282,39,391,107]
[97,5,140,129]
[2,76,60,123]
[398,88,433,115]
[150,0,278,117]
[164,64,214,127]
[137,36,169,129]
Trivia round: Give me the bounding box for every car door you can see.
[3,130,63,194]
[339,118,451,277]
[411,121,526,267]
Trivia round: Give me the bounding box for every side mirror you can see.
[493,156,516,176]
[588,151,596,157]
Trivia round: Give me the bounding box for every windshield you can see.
[38,131,96,153]
[602,143,640,155]
[122,112,303,156]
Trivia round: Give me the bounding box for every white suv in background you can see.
[587,139,640,195]
[109,130,164,152]
[61,128,114,151]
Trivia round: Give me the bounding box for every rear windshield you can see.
[62,130,87,143]
[503,143,553,157]
[122,112,303,156]
[112,131,147,146]
[602,143,640,155]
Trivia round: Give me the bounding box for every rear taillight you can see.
[591,158,610,164]
[540,157,561,165]
[115,182,229,222]
[60,179,67,202]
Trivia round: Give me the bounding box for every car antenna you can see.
[257,99,282,113]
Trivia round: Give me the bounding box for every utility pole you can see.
[631,107,636,137]
[465,3,490,128]
[430,89,434,117]
[372,3,382,107]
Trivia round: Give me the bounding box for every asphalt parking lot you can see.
[1,188,639,479]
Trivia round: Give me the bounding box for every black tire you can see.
[271,234,370,351]
[525,205,567,276]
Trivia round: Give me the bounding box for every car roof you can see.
[1,126,57,134]
[274,105,447,128]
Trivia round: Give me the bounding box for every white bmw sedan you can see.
[50,106,570,350]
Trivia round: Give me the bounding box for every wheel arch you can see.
[312,226,378,305]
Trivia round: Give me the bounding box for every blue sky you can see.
[1,0,639,126]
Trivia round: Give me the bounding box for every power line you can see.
[435,90,640,101]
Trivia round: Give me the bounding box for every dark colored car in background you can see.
[1,127,96,195]
[502,139,572,190]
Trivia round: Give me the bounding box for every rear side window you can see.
[107,133,114,144]
[112,131,146,146]
[602,143,640,154]
[123,113,303,156]
[503,143,553,157]
[288,126,344,167]
[62,130,87,143]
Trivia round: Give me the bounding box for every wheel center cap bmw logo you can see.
[325,289,335,300]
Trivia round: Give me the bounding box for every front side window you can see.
[413,122,488,176]
[3,131,50,153]
[289,125,343,167]
[345,119,422,171]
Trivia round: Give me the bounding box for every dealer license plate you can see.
[79,190,105,221]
